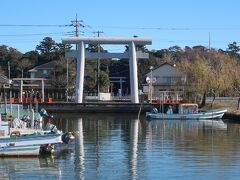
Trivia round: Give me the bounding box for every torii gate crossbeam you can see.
[62,36,152,104]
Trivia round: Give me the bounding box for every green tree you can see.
[16,58,33,78]
[6,47,22,78]
[36,37,57,62]
[99,71,110,92]
[50,57,75,89]
[226,42,240,58]
[0,45,9,75]
[86,44,106,53]
[23,50,39,65]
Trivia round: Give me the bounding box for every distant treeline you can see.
[0,37,240,98]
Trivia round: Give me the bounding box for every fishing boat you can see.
[0,115,74,157]
[146,103,227,120]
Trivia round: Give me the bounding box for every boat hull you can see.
[146,109,227,120]
[0,145,40,157]
[0,134,63,157]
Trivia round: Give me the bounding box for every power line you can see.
[0,32,72,37]
[0,24,70,27]
[1,23,240,31]
[88,25,240,31]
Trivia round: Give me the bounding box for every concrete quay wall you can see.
[33,102,153,113]
[223,112,240,121]
[22,102,240,121]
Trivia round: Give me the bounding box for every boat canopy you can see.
[179,103,198,114]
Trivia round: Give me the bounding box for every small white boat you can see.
[0,116,74,157]
[0,133,62,156]
[146,103,227,120]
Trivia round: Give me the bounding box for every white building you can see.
[143,62,187,101]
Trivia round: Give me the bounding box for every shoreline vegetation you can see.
[1,38,240,98]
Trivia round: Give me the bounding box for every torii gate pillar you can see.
[129,41,139,103]
[62,37,152,104]
[76,41,85,103]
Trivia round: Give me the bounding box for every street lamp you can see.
[149,66,154,103]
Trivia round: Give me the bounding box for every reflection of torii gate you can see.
[12,78,45,103]
[62,37,152,103]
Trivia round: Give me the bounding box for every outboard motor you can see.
[39,108,52,118]
[62,132,75,144]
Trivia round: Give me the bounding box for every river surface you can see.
[1,113,240,179]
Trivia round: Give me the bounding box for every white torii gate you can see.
[62,37,152,103]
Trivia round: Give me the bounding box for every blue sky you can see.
[0,0,240,53]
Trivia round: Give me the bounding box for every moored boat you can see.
[146,103,227,120]
[0,114,74,157]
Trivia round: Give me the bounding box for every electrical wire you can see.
[88,25,240,31]
[0,22,239,48]
[0,32,72,37]
[0,24,70,27]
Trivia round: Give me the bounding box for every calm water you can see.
[1,113,240,179]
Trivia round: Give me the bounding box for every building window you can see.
[162,77,171,84]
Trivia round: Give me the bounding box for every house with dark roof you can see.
[143,62,187,100]
[28,61,56,79]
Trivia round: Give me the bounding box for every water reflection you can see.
[3,113,240,179]
[0,156,61,179]
[74,118,85,179]
[129,119,139,179]
[199,119,227,130]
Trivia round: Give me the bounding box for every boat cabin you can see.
[159,103,199,114]
[178,104,198,114]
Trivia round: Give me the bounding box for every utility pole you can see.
[68,15,84,102]
[8,61,10,83]
[66,48,69,102]
[71,14,84,50]
[75,14,79,38]
[93,31,104,98]
[208,32,211,51]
